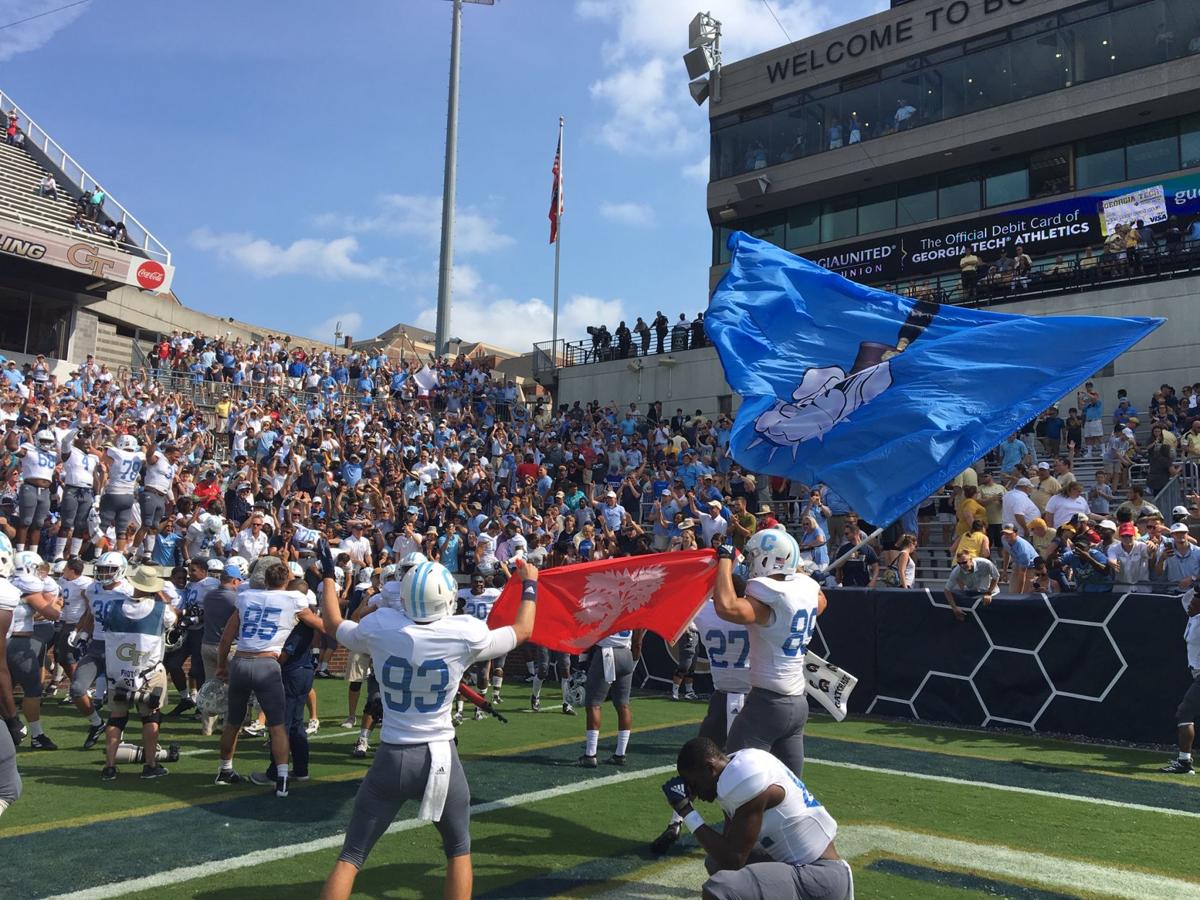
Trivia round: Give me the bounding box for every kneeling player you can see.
[665,736,852,900]
[319,548,539,900]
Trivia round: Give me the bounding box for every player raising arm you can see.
[318,541,539,900]
[666,736,852,900]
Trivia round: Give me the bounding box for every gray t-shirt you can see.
[202,587,239,645]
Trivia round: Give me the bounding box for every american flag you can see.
[548,131,564,244]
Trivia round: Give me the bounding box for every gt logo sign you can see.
[66,242,117,278]
[115,642,153,666]
[136,260,166,290]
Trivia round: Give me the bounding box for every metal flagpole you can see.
[822,526,885,577]
[434,0,463,358]
[551,115,564,361]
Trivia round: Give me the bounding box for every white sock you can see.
[1180,751,1192,761]
[220,758,233,772]
[69,537,83,556]
[88,711,102,727]
[29,720,44,738]
[54,537,67,558]
[15,543,25,552]
[491,675,503,694]
[585,729,599,757]
[455,697,463,715]
[671,683,680,698]
[277,763,289,779]
[531,675,543,700]
[358,728,369,741]
[616,730,630,756]
[0,798,8,816]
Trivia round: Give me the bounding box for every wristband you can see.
[683,810,705,833]
[522,579,537,600]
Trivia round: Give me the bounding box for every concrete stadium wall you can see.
[554,275,1200,418]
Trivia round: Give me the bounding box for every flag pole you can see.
[551,115,564,363]
[822,527,884,577]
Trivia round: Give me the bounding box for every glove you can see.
[661,776,693,815]
[317,539,337,579]
[5,716,24,747]
[717,543,736,562]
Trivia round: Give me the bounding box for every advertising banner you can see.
[0,218,174,294]
[804,172,1200,284]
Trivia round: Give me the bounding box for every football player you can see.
[714,530,825,779]
[169,557,219,715]
[530,645,575,716]
[99,434,145,554]
[132,440,183,561]
[52,558,93,691]
[578,627,644,768]
[214,561,326,796]
[317,546,539,900]
[72,552,132,750]
[5,552,61,749]
[0,536,25,817]
[54,429,101,561]
[670,621,701,701]
[454,573,502,723]
[664,736,852,900]
[14,429,62,554]
[651,586,752,854]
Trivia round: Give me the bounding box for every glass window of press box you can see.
[711,0,1200,181]
[713,114,1200,264]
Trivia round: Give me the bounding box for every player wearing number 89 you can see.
[214,563,326,795]
[318,546,539,900]
[714,528,825,779]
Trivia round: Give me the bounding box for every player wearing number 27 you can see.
[318,544,540,900]
[714,528,825,778]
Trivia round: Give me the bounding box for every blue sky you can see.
[2,0,883,349]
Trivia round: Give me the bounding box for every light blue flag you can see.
[705,232,1163,528]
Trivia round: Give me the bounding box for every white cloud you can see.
[310,311,364,344]
[580,0,885,156]
[0,1,89,61]
[417,293,625,352]
[599,201,655,227]
[312,194,514,254]
[682,156,710,181]
[190,228,393,281]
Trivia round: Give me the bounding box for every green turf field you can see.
[2,678,1198,899]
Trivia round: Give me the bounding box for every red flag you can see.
[488,551,716,653]
[548,131,563,244]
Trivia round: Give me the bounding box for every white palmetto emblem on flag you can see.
[570,565,667,651]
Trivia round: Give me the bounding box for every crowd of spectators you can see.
[585,312,708,362]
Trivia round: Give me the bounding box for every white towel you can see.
[804,651,858,722]
[418,740,452,823]
[601,646,616,683]
[726,692,745,736]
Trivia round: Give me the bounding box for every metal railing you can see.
[0,88,171,264]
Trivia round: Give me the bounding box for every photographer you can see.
[101,565,176,781]
[1059,530,1116,593]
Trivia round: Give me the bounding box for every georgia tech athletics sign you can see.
[767,0,1031,83]
[0,219,174,294]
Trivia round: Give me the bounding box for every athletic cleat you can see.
[577,754,598,768]
[1160,758,1195,775]
[100,766,117,781]
[214,769,245,785]
[249,772,274,786]
[473,708,485,721]
[276,775,289,798]
[30,733,58,751]
[306,718,320,735]
[606,753,626,767]
[242,722,266,737]
[650,822,681,854]
[168,697,196,717]
[44,684,59,699]
[684,691,699,701]
[315,669,332,679]
[562,703,576,716]
[671,693,680,701]
[451,712,464,727]
[141,764,169,779]
[531,694,541,712]
[340,716,356,729]
[83,722,107,750]
[492,693,502,704]
[351,738,369,759]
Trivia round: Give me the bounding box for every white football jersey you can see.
[180,576,218,610]
[105,447,145,495]
[19,443,57,481]
[143,453,176,492]
[234,588,311,654]
[597,629,633,649]
[337,610,501,744]
[58,574,94,624]
[694,599,752,694]
[745,574,820,695]
[9,573,47,633]
[64,447,99,488]
[0,580,19,639]
[717,748,837,866]
[86,580,135,640]
[460,587,501,622]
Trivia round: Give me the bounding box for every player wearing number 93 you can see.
[714,527,825,780]
[318,543,539,900]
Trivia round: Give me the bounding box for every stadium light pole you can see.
[434,0,496,358]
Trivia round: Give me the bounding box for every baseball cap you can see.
[605,491,616,498]
[1118,523,1137,537]
[707,499,722,508]
[1097,519,1117,531]
[1036,462,1050,470]
[660,489,671,496]
[1001,523,1018,534]
[1170,522,1190,534]
[1173,505,1190,517]
[223,563,243,579]
[1016,478,1034,488]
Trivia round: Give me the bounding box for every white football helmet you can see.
[116,434,139,452]
[206,557,225,576]
[288,561,305,579]
[194,679,229,718]
[226,555,250,579]
[744,527,801,578]
[0,534,14,578]
[400,560,458,623]
[380,563,400,583]
[50,559,68,577]
[35,429,56,450]
[397,551,428,577]
[13,550,45,578]
[95,551,128,586]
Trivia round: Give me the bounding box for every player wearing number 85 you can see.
[317,544,540,900]
[214,562,326,796]
[714,528,826,779]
